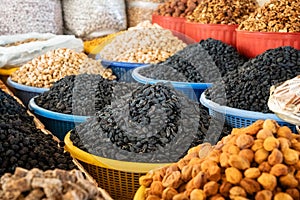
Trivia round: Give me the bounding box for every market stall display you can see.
[133,38,247,101]
[98,21,188,82]
[137,119,300,200]
[185,0,258,46]
[0,0,63,35]
[28,74,116,140]
[237,0,300,58]
[0,167,113,200]
[8,48,115,105]
[268,75,300,126]
[62,0,127,39]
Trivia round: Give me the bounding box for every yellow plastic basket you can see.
[133,186,146,200]
[64,132,169,200]
[0,66,19,83]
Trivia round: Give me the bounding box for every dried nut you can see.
[146,195,161,200]
[274,192,293,200]
[150,181,164,197]
[244,168,261,179]
[162,187,178,200]
[279,174,299,188]
[225,167,242,184]
[203,181,219,197]
[252,139,264,151]
[240,178,261,195]
[268,149,283,165]
[277,127,293,139]
[270,164,288,176]
[228,145,240,155]
[241,120,264,135]
[220,153,230,168]
[162,171,182,188]
[263,119,278,133]
[278,137,291,151]
[286,188,300,200]
[139,175,153,187]
[228,155,250,170]
[193,171,207,189]
[257,173,277,191]
[283,148,299,165]
[181,165,193,182]
[192,164,202,178]
[258,162,272,173]
[263,137,280,151]
[236,134,254,149]
[177,159,189,170]
[255,190,273,200]
[207,165,221,182]
[201,160,217,173]
[172,193,189,200]
[239,149,254,163]
[219,182,232,197]
[190,189,205,200]
[257,129,274,140]
[229,186,247,198]
[208,150,221,163]
[255,148,269,164]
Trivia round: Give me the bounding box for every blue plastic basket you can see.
[28,97,89,140]
[6,77,49,107]
[132,65,212,102]
[200,92,296,132]
[100,60,146,82]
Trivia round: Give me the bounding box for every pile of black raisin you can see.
[0,89,75,176]
[139,38,247,83]
[207,46,300,113]
[70,83,231,163]
[35,74,114,116]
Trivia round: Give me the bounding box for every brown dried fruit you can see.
[150,181,164,197]
[208,150,221,163]
[279,174,299,188]
[244,168,261,179]
[239,149,254,163]
[257,173,277,191]
[258,162,272,173]
[181,165,193,182]
[257,129,274,140]
[220,152,230,168]
[146,195,161,200]
[229,186,247,198]
[255,148,269,164]
[162,171,182,188]
[228,155,250,170]
[236,134,255,149]
[277,126,293,140]
[193,171,207,189]
[162,187,178,200]
[207,165,221,182]
[219,182,232,197]
[252,139,264,152]
[228,145,241,155]
[201,160,217,173]
[263,119,278,133]
[255,190,272,200]
[263,137,280,151]
[240,178,261,195]
[278,137,291,151]
[172,193,189,200]
[225,167,242,184]
[192,164,202,178]
[203,181,219,197]
[274,192,293,200]
[283,148,299,165]
[241,120,264,135]
[190,189,205,200]
[270,164,288,176]
[139,174,153,187]
[286,188,300,200]
[209,194,225,200]
[268,148,283,165]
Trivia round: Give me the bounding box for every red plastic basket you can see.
[152,14,185,35]
[236,30,300,58]
[185,22,238,47]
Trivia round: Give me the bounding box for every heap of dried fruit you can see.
[140,119,300,199]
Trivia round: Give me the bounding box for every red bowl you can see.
[152,14,185,35]
[185,22,238,47]
[236,30,300,58]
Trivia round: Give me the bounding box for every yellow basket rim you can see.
[64,132,170,173]
[133,186,146,200]
[0,67,19,76]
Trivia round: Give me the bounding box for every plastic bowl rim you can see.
[64,132,170,173]
[132,65,213,89]
[28,97,89,123]
[7,77,49,93]
[200,92,287,121]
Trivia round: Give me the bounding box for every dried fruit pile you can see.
[207,46,300,113]
[140,119,300,200]
[0,89,75,176]
[35,74,114,116]
[139,38,246,83]
[70,83,231,163]
[0,167,112,200]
